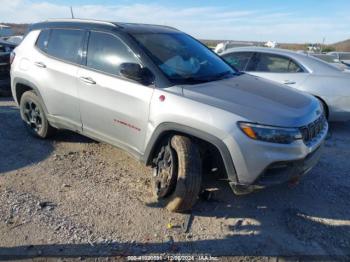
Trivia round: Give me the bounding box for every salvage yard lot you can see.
[0,96,349,259]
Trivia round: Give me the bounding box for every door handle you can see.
[79,76,96,85]
[34,62,46,68]
[283,80,296,85]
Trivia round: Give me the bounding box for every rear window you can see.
[46,29,85,64]
[35,29,50,52]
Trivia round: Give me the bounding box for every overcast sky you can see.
[0,0,349,44]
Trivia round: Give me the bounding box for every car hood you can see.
[181,74,321,127]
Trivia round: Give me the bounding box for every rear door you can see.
[33,28,85,131]
[245,52,309,88]
[77,31,154,155]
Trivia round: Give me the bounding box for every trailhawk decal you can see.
[113,119,141,132]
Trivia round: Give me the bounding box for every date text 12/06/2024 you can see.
[127,254,219,261]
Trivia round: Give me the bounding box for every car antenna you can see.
[70,6,75,19]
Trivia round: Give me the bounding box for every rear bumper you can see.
[0,76,11,95]
[0,77,10,86]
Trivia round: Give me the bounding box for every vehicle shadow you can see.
[189,121,350,256]
[145,121,350,256]
[0,229,349,259]
[0,98,94,174]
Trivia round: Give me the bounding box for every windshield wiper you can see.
[170,76,208,84]
[169,71,239,85]
[201,70,235,82]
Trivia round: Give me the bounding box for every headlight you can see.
[238,122,302,144]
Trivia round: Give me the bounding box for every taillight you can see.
[10,51,16,65]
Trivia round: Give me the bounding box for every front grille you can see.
[300,115,327,143]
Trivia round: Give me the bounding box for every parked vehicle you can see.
[310,53,350,72]
[214,41,255,54]
[328,52,350,66]
[0,24,14,38]
[0,39,17,95]
[5,35,23,45]
[11,20,327,212]
[221,47,350,121]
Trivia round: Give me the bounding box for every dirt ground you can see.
[0,97,349,261]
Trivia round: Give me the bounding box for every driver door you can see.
[77,31,154,155]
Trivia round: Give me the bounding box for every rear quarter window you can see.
[35,29,50,52]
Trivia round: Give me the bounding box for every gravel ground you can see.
[0,97,349,261]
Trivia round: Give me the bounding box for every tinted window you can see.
[339,53,350,60]
[87,31,138,76]
[36,29,50,52]
[222,52,253,71]
[251,53,303,73]
[46,29,84,64]
[132,33,236,85]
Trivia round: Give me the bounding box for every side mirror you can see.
[120,63,155,86]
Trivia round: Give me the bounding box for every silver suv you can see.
[11,19,328,212]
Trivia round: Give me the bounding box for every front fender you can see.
[142,122,238,183]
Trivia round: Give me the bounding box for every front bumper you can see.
[252,143,322,187]
[224,119,328,190]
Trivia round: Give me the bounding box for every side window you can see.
[222,52,253,71]
[86,31,138,76]
[36,29,50,52]
[46,29,85,64]
[252,53,303,73]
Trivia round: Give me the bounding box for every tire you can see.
[152,135,202,212]
[20,91,56,138]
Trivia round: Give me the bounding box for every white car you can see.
[328,51,350,66]
[221,47,350,121]
[6,35,23,45]
[310,53,350,72]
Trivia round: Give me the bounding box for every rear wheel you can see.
[152,135,202,212]
[20,91,56,138]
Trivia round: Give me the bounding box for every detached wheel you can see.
[20,91,56,138]
[152,135,202,212]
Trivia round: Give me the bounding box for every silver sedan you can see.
[221,47,350,121]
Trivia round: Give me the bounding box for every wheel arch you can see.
[143,122,238,183]
[313,95,329,119]
[13,77,49,115]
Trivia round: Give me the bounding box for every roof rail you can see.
[45,18,117,27]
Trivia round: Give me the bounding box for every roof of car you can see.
[29,19,180,34]
[222,46,306,57]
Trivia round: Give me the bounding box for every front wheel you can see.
[152,135,202,212]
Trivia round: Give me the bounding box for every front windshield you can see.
[340,53,350,60]
[131,32,237,84]
[313,54,337,63]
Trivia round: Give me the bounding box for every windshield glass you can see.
[131,32,237,84]
[313,54,337,63]
[340,53,350,60]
